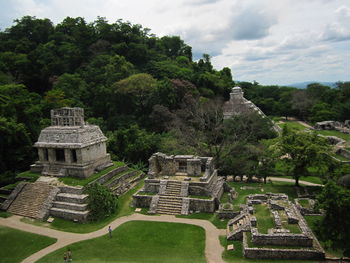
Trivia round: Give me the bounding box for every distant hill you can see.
[286,81,338,89]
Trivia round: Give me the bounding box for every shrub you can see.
[84,183,118,221]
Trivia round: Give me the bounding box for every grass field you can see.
[0,226,57,263]
[21,179,145,233]
[0,211,12,218]
[274,174,323,185]
[228,181,299,209]
[58,161,125,186]
[317,130,350,142]
[277,121,307,131]
[253,204,274,234]
[37,221,206,263]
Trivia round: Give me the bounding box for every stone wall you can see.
[189,198,216,213]
[251,228,313,247]
[337,148,350,160]
[143,179,161,193]
[92,165,128,185]
[132,193,153,208]
[243,233,324,260]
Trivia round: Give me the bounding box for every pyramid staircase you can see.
[156,181,183,215]
[50,186,89,222]
[7,182,59,220]
[91,165,145,196]
[227,213,251,240]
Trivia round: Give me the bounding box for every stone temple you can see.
[30,107,112,178]
[223,86,281,133]
[223,87,266,119]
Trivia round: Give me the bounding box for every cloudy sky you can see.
[1,0,349,85]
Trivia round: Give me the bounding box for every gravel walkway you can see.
[267,176,323,186]
[0,213,225,263]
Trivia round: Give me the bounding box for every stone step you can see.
[158,210,179,215]
[157,208,182,214]
[158,199,182,204]
[105,170,137,189]
[58,186,84,195]
[50,207,89,221]
[52,201,88,211]
[157,206,182,212]
[158,203,182,207]
[7,182,58,219]
[94,165,128,185]
[55,193,88,204]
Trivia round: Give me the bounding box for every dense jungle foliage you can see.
[0,16,349,184]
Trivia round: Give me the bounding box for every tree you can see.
[84,183,118,221]
[113,73,157,113]
[256,142,277,184]
[276,126,331,186]
[316,181,350,256]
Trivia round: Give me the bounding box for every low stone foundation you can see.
[251,228,313,247]
[243,233,324,260]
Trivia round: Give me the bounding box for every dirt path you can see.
[0,213,225,263]
[298,121,313,128]
[267,176,322,186]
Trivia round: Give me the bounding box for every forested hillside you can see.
[0,16,349,186]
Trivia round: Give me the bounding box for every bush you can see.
[84,183,118,221]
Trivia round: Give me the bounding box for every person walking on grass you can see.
[67,248,72,261]
[108,225,112,238]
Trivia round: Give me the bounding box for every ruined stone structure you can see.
[30,107,112,178]
[223,87,266,119]
[227,193,325,260]
[315,120,350,134]
[133,152,226,215]
[223,87,281,133]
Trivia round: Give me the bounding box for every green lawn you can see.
[37,221,206,263]
[298,199,311,208]
[0,211,12,218]
[228,181,299,210]
[58,161,125,186]
[220,235,316,263]
[331,153,349,161]
[253,204,274,234]
[21,179,145,233]
[277,121,307,131]
[274,175,323,185]
[15,171,40,182]
[317,130,350,142]
[0,226,56,263]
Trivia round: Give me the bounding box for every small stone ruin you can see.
[223,87,281,133]
[133,152,226,215]
[30,107,113,178]
[314,120,350,134]
[226,193,325,260]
